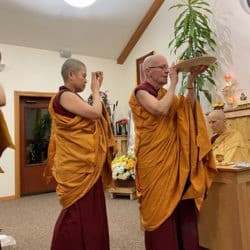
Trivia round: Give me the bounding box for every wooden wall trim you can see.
[14,91,55,98]
[14,91,20,198]
[14,91,55,198]
[0,195,16,202]
[116,0,164,65]
[224,106,250,119]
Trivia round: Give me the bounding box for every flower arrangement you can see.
[224,74,233,82]
[213,100,225,110]
[116,118,128,135]
[111,154,136,180]
[118,119,128,125]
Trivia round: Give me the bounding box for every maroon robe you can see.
[51,86,109,250]
[145,200,199,250]
[136,83,200,250]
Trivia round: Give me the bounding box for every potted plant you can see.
[29,112,51,164]
[168,0,217,103]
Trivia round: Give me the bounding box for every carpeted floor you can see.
[0,192,144,250]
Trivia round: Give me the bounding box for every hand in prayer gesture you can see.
[169,63,179,87]
[91,71,103,93]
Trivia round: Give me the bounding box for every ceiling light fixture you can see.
[64,0,96,8]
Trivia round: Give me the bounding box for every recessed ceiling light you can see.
[64,0,96,8]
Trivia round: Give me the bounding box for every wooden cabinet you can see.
[198,166,250,250]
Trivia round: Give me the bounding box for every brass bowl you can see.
[216,154,224,163]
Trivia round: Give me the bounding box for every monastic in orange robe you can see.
[212,128,249,163]
[0,110,15,173]
[129,87,217,231]
[47,96,116,208]
[45,88,117,250]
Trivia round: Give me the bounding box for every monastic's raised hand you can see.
[190,65,208,78]
[187,65,208,88]
[91,71,103,92]
[169,63,179,87]
[96,71,104,84]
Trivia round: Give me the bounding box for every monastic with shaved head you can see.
[208,109,249,163]
[129,53,217,249]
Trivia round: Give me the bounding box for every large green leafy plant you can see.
[168,0,217,102]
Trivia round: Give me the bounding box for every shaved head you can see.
[141,54,169,87]
[208,109,226,134]
[142,54,168,71]
[208,109,226,121]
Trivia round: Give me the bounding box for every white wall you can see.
[124,0,250,112]
[1,0,250,197]
[0,43,127,197]
[213,0,250,94]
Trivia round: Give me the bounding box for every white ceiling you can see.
[0,0,155,61]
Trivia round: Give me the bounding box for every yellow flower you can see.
[213,100,225,108]
[111,154,136,180]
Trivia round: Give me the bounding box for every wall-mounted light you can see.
[224,74,233,82]
[64,0,96,8]
[0,52,5,72]
[59,49,72,58]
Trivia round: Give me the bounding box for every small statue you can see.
[213,100,225,110]
[240,92,247,101]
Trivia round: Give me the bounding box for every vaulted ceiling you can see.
[0,0,164,64]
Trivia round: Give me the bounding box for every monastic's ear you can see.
[68,71,74,80]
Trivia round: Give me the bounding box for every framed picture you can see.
[136,51,155,85]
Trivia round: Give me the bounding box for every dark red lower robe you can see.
[51,178,109,250]
[145,199,199,250]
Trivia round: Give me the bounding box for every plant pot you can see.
[115,179,135,188]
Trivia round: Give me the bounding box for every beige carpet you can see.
[0,192,144,250]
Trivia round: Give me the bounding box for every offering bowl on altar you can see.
[216,154,224,163]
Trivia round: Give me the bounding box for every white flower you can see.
[112,172,118,180]
[111,154,136,180]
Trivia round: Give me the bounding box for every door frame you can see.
[14,91,55,198]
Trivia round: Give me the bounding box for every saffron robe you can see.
[46,96,117,208]
[129,87,217,231]
[0,110,15,173]
[212,128,249,163]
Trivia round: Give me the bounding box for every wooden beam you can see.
[116,0,164,65]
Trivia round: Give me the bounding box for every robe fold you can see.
[45,97,117,208]
[0,110,15,173]
[212,129,249,163]
[129,88,217,231]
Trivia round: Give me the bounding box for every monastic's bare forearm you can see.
[186,87,196,110]
[0,83,6,106]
